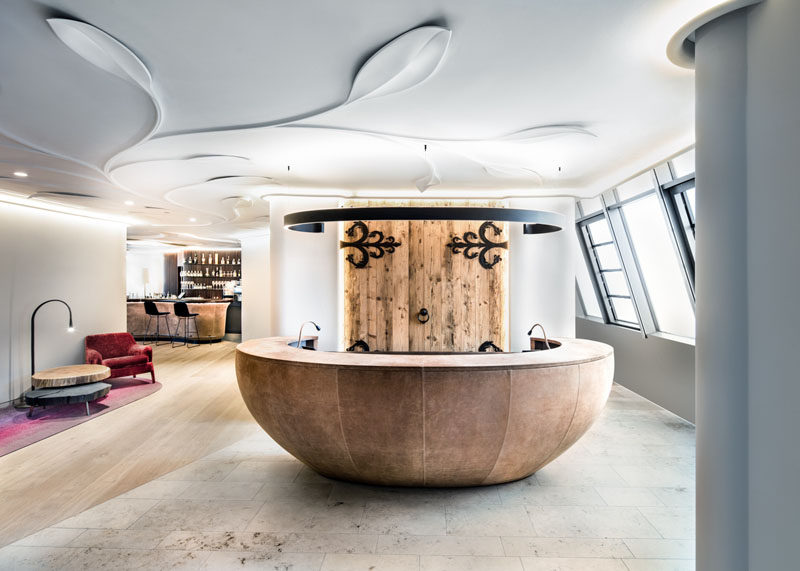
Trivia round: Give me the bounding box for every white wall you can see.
[508,197,576,352]
[125,251,164,297]
[241,233,270,340]
[0,203,126,405]
[577,318,695,422]
[269,197,340,350]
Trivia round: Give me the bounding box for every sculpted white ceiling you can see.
[0,0,701,243]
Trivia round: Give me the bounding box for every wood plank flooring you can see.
[0,341,261,547]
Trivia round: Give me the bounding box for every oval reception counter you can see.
[236,336,614,487]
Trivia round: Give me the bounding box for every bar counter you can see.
[127,301,229,342]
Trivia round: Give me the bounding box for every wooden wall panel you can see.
[343,201,508,352]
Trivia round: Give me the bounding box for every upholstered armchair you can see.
[85,332,155,382]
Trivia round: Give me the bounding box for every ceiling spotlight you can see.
[13,171,28,178]
[189,218,197,222]
[124,200,134,206]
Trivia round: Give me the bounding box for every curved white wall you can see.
[125,251,165,297]
[509,197,576,351]
[0,202,126,405]
[268,197,340,351]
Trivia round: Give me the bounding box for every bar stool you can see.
[143,300,172,346]
[172,302,200,348]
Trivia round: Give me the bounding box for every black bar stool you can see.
[143,301,172,346]
[172,302,200,348]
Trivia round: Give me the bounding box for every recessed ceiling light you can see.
[13,171,28,178]
[124,200,134,206]
[189,218,197,222]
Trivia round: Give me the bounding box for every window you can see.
[574,231,602,318]
[575,147,697,340]
[621,194,696,338]
[664,177,696,259]
[577,214,639,328]
[659,149,697,288]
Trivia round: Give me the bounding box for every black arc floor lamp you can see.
[30,298,74,380]
[16,299,75,409]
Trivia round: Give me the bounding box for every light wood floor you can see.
[0,341,261,547]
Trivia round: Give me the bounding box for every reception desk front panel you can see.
[236,337,614,487]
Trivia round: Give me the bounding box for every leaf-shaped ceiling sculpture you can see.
[499,124,596,142]
[414,169,441,192]
[346,26,451,104]
[482,164,543,184]
[47,18,152,93]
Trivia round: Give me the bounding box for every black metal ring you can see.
[417,308,430,324]
[284,206,564,233]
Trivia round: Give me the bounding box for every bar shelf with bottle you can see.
[179,249,241,300]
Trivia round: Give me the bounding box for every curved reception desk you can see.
[236,337,614,487]
[127,301,229,342]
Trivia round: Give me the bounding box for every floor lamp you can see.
[31,298,74,380]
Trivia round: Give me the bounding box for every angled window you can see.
[620,193,695,338]
[574,226,603,319]
[575,147,697,340]
[576,207,639,329]
[658,149,697,287]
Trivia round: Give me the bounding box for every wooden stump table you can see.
[31,364,110,389]
[26,365,112,418]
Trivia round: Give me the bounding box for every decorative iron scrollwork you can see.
[446,221,508,270]
[479,340,503,352]
[346,340,370,352]
[340,221,402,268]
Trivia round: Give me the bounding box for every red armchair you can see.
[85,332,155,382]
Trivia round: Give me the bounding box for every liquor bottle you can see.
[214,252,218,264]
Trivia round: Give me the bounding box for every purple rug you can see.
[0,377,162,457]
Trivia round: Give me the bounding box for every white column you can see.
[268,197,340,350]
[694,10,749,570]
[743,0,800,567]
[692,1,800,568]
[508,197,576,351]
[240,233,270,340]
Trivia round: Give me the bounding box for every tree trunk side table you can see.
[31,364,110,389]
[26,365,112,418]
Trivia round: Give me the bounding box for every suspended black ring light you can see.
[284,207,564,234]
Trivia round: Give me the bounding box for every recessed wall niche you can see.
[342,200,509,352]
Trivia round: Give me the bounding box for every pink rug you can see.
[0,377,162,457]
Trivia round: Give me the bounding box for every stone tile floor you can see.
[0,384,695,570]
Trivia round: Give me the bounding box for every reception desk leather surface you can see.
[236,336,614,487]
[127,301,229,342]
